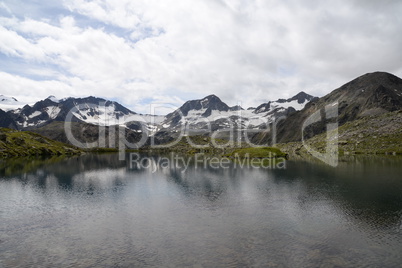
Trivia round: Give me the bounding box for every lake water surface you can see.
[1,154,402,267]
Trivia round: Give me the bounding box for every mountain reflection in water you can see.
[1,153,401,267]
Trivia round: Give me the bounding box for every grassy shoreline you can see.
[0,128,82,158]
[2,111,401,161]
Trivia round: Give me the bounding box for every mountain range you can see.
[0,90,314,146]
[0,71,401,150]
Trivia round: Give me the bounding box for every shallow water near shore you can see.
[1,154,402,267]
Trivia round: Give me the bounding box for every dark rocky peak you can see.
[35,98,58,107]
[17,98,57,117]
[336,72,402,96]
[356,71,402,86]
[319,71,402,112]
[177,94,229,116]
[276,91,313,104]
[64,96,107,106]
[163,94,231,127]
[178,100,202,116]
[321,71,402,118]
[288,91,314,103]
[229,105,244,111]
[199,95,229,111]
[263,72,402,144]
[59,96,135,115]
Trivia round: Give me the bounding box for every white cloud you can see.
[0,71,72,103]
[0,0,401,113]
[0,24,45,58]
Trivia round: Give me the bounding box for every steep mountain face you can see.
[253,72,402,144]
[0,109,18,129]
[321,72,402,122]
[11,98,62,128]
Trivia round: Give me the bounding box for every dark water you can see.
[1,154,402,267]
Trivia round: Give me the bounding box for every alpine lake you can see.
[1,153,402,267]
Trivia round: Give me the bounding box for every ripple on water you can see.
[1,155,402,267]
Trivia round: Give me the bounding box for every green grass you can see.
[0,128,82,158]
[276,110,402,158]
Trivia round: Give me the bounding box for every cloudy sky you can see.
[0,0,401,113]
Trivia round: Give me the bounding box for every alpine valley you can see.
[0,71,401,156]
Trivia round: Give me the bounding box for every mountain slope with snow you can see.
[7,96,164,131]
[0,95,27,112]
[0,92,314,144]
[159,92,314,134]
[253,71,402,145]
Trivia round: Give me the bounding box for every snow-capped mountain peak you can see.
[46,95,60,103]
[7,96,164,132]
[1,92,314,139]
[253,91,314,114]
[0,95,18,103]
[0,95,27,111]
[160,92,314,133]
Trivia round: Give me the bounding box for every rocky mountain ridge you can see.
[252,71,402,145]
[1,71,401,151]
[0,91,313,146]
[160,93,313,134]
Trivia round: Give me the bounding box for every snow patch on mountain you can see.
[46,106,61,119]
[271,99,306,110]
[28,111,42,119]
[185,108,277,128]
[0,95,27,111]
[46,96,60,103]
[70,102,164,133]
[160,92,314,133]
[254,99,310,114]
[71,103,131,125]
[0,95,18,103]
[4,92,313,136]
